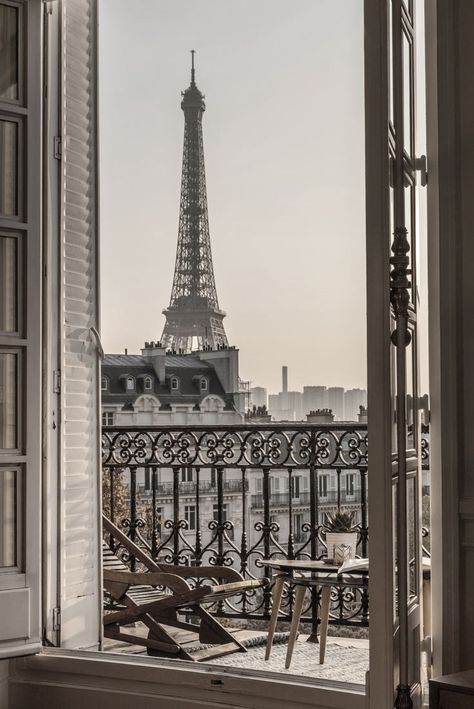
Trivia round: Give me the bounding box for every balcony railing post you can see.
[360,467,368,557]
[129,465,137,571]
[108,467,115,551]
[287,469,294,560]
[308,463,320,642]
[336,467,341,510]
[216,466,225,566]
[151,466,158,558]
[262,467,272,617]
[172,466,180,564]
[194,467,202,564]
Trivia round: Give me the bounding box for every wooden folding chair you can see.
[103,515,268,661]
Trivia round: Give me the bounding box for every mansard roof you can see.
[101,352,232,410]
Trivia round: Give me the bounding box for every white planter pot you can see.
[325,532,358,562]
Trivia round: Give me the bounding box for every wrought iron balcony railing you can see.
[102,423,430,633]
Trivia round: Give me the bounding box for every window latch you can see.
[53,607,61,632]
[54,136,62,161]
[414,155,428,186]
[53,369,61,394]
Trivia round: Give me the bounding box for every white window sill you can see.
[9,648,366,709]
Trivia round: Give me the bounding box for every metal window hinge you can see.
[418,393,430,425]
[54,136,62,160]
[53,369,61,394]
[52,607,61,632]
[414,155,428,186]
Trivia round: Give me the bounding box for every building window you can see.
[293,513,304,542]
[184,504,196,531]
[171,376,179,390]
[318,474,328,498]
[126,375,135,391]
[101,375,108,391]
[346,473,355,497]
[291,475,301,498]
[144,376,152,390]
[200,377,208,391]
[102,411,114,427]
[181,467,193,483]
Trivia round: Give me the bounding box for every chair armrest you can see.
[104,569,191,594]
[157,563,244,583]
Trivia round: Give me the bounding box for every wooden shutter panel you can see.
[58,0,101,649]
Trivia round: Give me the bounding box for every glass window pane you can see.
[0,236,17,332]
[0,5,18,101]
[0,119,18,217]
[0,352,17,449]
[0,468,17,567]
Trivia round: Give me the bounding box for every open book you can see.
[337,558,369,574]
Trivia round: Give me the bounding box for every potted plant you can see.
[324,510,358,562]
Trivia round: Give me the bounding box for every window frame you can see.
[0,0,42,657]
[101,411,114,427]
[318,473,328,498]
[184,504,196,531]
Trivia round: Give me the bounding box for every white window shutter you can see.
[58,0,101,649]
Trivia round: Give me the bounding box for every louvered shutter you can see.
[58,0,101,649]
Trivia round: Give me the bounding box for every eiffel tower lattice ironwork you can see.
[161,52,229,353]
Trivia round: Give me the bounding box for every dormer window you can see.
[200,377,208,392]
[171,376,179,391]
[144,376,152,391]
[101,375,108,391]
[126,375,135,391]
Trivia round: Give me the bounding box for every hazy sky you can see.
[99,0,366,394]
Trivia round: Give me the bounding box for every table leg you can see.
[285,584,307,669]
[265,575,285,661]
[319,585,331,664]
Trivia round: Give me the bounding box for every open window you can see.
[0,2,438,708]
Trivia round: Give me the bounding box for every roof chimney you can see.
[141,341,166,384]
[282,366,288,394]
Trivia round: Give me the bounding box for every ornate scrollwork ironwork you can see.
[390,226,412,346]
[102,423,374,626]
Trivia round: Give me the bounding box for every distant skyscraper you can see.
[268,367,303,421]
[344,388,367,421]
[161,52,228,352]
[251,387,267,408]
[327,387,345,420]
[303,386,328,414]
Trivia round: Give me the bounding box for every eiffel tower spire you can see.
[161,52,229,353]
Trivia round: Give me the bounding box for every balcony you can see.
[102,423,430,676]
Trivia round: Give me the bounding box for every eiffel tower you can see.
[161,52,229,353]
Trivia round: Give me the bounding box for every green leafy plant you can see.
[324,510,356,533]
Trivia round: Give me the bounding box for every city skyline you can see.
[99,0,366,393]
